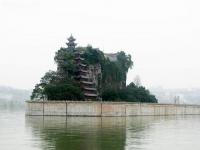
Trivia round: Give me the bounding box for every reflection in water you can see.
[26,116,163,150]
[2,108,200,150]
[25,115,200,150]
[125,116,200,150]
[26,117,127,150]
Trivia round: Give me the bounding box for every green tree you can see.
[102,82,157,103]
[54,47,76,78]
[31,70,83,100]
[31,38,157,103]
[82,46,105,65]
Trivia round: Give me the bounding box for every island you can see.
[26,35,200,116]
[31,35,157,103]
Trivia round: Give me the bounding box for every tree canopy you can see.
[31,40,157,103]
[31,70,84,100]
[102,82,157,103]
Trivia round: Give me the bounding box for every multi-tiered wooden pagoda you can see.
[67,35,99,100]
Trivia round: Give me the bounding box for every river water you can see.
[1,108,200,150]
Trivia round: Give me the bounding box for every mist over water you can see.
[1,108,200,150]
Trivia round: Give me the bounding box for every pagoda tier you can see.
[66,35,77,50]
[79,63,87,67]
[80,69,88,73]
[84,93,98,97]
[74,64,88,72]
[74,75,89,79]
[69,36,98,100]
[79,72,87,77]
[81,84,95,89]
[82,86,97,93]
[80,80,94,85]
[76,69,98,99]
[83,87,97,91]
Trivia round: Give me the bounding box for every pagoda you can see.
[66,35,99,100]
[66,35,77,51]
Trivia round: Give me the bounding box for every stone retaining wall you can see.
[26,101,200,116]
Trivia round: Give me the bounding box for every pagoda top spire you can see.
[66,34,77,50]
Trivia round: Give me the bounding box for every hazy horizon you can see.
[1,0,200,89]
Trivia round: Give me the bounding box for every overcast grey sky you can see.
[0,0,200,89]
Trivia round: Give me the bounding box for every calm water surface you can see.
[1,108,200,150]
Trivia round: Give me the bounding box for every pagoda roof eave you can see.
[80,81,94,85]
[83,87,97,91]
[84,93,97,97]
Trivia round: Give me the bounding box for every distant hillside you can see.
[0,86,31,108]
[150,87,200,104]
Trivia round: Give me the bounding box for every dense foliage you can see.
[102,82,157,103]
[31,42,157,103]
[82,47,133,89]
[54,47,76,78]
[31,71,84,100]
[102,51,133,89]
